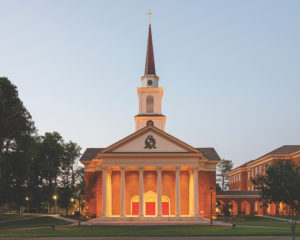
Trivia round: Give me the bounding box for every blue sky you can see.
[1,0,299,167]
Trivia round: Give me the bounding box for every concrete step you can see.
[90,216,209,224]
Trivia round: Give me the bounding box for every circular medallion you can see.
[144,135,156,149]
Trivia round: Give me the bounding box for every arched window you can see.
[146,95,154,113]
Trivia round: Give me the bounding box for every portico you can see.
[96,165,200,217]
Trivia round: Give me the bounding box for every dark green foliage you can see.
[216,200,232,217]
[0,77,83,215]
[0,77,36,213]
[252,160,300,239]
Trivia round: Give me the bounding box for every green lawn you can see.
[0,215,299,237]
[0,216,71,230]
[0,213,37,221]
[0,225,299,237]
[220,215,297,228]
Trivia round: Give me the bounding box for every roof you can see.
[230,145,300,172]
[231,160,254,171]
[79,143,220,162]
[197,148,221,161]
[79,148,104,161]
[256,145,300,160]
[144,24,156,75]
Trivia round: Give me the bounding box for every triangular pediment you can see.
[102,125,199,153]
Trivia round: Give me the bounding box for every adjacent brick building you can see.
[217,145,300,216]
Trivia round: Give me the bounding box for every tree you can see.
[38,132,65,213]
[0,77,35,214]
[58,141,81,215]
[252,161,300,240]
[7,135,39,214]
[217,159,233,191]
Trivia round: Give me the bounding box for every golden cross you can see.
[146,9,153,24]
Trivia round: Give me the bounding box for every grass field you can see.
[220,215,295,228]
[0,225,299,237]
[0,214,299,237]
[0,216,71,230]
[0,213,37,221]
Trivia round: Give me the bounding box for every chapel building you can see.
[80,23,221,220]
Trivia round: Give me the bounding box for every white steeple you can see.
[134,23,166,131]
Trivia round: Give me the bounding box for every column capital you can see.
[193,166,199,172]
[139,167,144,172]
[157,166,162,172]
[120,166,126,171]
[176,166,181,172]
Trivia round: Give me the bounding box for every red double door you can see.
[132,202,169,215]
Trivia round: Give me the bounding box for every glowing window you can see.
[146,197,155,202]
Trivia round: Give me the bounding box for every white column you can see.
[157,167,162,217]
[139,167,144,217]
[188,168,194,216]
[120,167,125,217]
[193,167,199,216]
[102,167,107,217]
[107,169,112,216]
[175,166,181,217]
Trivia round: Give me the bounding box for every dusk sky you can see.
[1,0,299,168]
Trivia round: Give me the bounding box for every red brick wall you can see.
[85,171,96,217]
[198,170,216,218]
[95,171,102,217]
[180,171,189,215]
[111,171,121,215]
[162,170,175,215]
[125,171,139,215]
[144,171,157,194]
[241,171,248,191]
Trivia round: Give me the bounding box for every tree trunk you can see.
[2,202,5,216]
[291,207,296,240]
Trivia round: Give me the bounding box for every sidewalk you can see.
[0,236,299,240]
[262,215,300,224]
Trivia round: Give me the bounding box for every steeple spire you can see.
[144,24,156,75]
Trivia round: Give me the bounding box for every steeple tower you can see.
[134,22,166,131]
[144,24,156,75]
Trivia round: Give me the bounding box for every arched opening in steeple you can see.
[146,95,154,113]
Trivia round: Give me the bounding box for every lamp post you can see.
[53,195,57,214]
[25,197,29,213]
[210,186,213,226]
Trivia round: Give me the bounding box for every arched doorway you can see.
[130,193,170,216]
[241,200,251,215]
[162,196,170,215]
[229,200,238,215]
[131,196,139,216]
[145,196,156,215]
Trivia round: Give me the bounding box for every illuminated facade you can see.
[80,23,221,220]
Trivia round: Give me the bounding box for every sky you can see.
[0,0,299,168]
